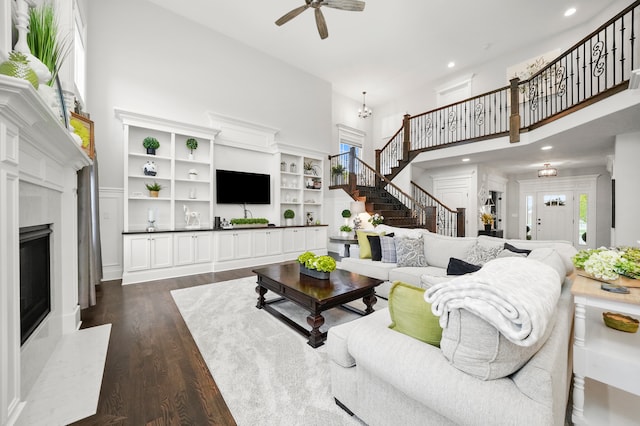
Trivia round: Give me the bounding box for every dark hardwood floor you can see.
[71,268,258,426]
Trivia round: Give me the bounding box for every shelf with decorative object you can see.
[278,151,324,226]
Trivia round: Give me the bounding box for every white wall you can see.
[84,0,336,274]
[613,132,640,246]
[84,0,332,190]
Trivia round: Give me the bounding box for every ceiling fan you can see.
[275,0,366,40]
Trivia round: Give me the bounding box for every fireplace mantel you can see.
[0,75,91,425]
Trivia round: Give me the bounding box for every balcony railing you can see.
[377,0,640,178]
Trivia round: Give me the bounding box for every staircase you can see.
[329,149,455,234]
[352,185,419,228]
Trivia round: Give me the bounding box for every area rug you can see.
[171,276,386,425]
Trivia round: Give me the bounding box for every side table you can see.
[571,274,640,424]
[329,236,358,258]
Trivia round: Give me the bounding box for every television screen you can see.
[216,169,271,204]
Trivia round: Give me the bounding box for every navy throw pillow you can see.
[447,257,482,275]
[504,242,532,255]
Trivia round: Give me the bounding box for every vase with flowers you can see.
[369,213,384,227]
[480,213,493,231]
[572,247,640,287]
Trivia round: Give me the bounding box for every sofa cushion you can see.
[389,267,429,287]
[440,307,556,380]
[395,236,427,267]
[357,230,385,259]
[504,242,532,255]
[388,282,442,347]
[465,242,503,265]
[379,235,397,263]
[446,257,481,275]
[423,233,477,269]
[339,257,397,281]
[375,224,428,239]
[367,235,383,261]
[527,248,564,285]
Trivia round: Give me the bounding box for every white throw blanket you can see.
[424,257,561,347]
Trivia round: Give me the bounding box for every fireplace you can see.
[19,224,52,345]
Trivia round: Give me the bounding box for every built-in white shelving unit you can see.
[278,152,324,226]
[116,109,220,232]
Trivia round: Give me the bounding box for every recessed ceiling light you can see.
[541,145,553,151]
[564,7,576,17]
[462,158,470,162]
[447,62,455,68]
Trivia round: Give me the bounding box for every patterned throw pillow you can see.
[395,236,427,267]
[465,243,503,266]
[380,235,397,263]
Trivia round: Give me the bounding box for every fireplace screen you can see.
[19,224,52,345]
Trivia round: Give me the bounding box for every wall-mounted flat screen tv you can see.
[216,169,271,204]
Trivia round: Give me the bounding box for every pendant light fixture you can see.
[538,163,558,177]
[358,91,372,119]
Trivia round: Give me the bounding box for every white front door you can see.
[535,192,574,242]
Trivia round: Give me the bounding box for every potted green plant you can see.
[186,138,198,160]
[145,182,162,197]
[297,251,336,279]
[27,2,70,87]
[340,225,353,237]
[303,160,319,175]
[284,209,295,226]
[143,136,160,155]
[341,208,351,226]
[331,164,347,184]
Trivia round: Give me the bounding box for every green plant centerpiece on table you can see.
[572,247,640,281]
[143,136,160,154]
[297,251,337,279]
[339,225,352,237]
[229,218,269,227]
[186,138,198,157]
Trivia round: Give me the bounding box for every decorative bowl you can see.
[602,312,639,333]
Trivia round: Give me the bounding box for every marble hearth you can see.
[0,75,92,424]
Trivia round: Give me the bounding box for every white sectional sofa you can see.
[339,224,576,298]
[329,225,577,425]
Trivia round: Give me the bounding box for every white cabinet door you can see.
[193,232,212,263]
[235,231,253,259]
[124,235,151,271]
[305,227,327,250]
[174,233,196,266]
[150,234,173,269]
[283,228,305,253]
[253,229,283,257]
[214,232,236,262]
[266,229,283,255]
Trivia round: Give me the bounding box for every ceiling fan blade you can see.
[275,4,310,26]
[322,0,365,12]
[315,8,328,39]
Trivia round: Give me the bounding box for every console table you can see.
[329,236,358,258]
[571,275,640,424]
[477,229,503,238]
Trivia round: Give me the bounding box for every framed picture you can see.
[70,112,95,159]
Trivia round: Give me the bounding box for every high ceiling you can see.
[145,0,638,175]
[146,0,627,106]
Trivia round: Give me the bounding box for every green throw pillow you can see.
[356,230,385,259]
[388,282,442,347]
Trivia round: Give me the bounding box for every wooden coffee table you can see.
[253,263,383,348]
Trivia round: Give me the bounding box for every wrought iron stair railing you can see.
[376,0,640,179]
[411,181,465,238]
[329,148,465,236]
